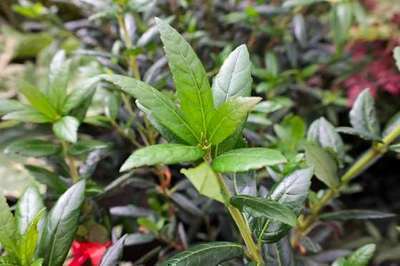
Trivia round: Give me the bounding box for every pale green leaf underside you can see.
[16,186,44,234]
[212,148,286,173]
[52,116,79,143]
[120,144,205,172]
[181,162,224,203]
[161,241,243,266]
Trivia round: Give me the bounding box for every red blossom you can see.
[68,240,111,266]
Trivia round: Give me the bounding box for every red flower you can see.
[68,240,112,266]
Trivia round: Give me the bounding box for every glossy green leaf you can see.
[320,210,395,221]
[105,91,121,120]
[63,78,98,114]
[304,143,339,188]
[47,50,70,111]
[207,97,260,145]
[5,139,60,157]
[181,162,224,203]
[230,195,297,226]
[16,186,44,234]
[38,180,86,266]
[212,148,286,173]
[18,209,45,266]
[349,89,380,140]
[161,241,244,266]
[120,144,205,172]
[52,116,79,143]
[2,106,51,123]
[0,193,18,256]
[100,235,127,266]
[347,244,376,266]
[25,165,68,194]
[100,74,198,144]
[307,117,344,159]
[19,80,58,120]
[212,44,252,106]
[156,18,215,139]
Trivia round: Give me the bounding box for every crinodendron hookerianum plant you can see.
[99,18,307,265]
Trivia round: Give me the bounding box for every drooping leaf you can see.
[19,80,58,120]
[100,74,198,144]
[212,44,252,107]
[307,117,344,159]
[5,139,60,157]
[38,180,86,266]
[160,242,244,266]
[349,89,380,140]
[181,162,224,203]
[25,165,68,194]
[16,186,44,234]
[207,97,260,145]
[0,193,18,256]
[47,50,70,111]
[120,144,205,172]
[100,235,127,266]
[52,116,79,143]
[156,18,215,139]
[320,210,396,221]
[212,148,286,173]
[304,143,339,188]
[230,195,297,226]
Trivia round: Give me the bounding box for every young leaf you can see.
[0,193,18,256]
[19,80,58,120]
[156,18,215,138]
[52,116,79,143]
[100,235,127,266]
[100,74,198,144]
[207,97,260,145]
[181,162,224,203]
[320,210,396,221]
[304,143,339,188]
[5,139,60,157]
[212,148,286,173]
[63,78,98,114]
[160,242,244,266]
[25,165,68,194]
[347,244,376,266]
[307,117,344,159]
[230,195,297,226]
[349,89,380,140]
[47,50,70,112]
[120,144,205,172]
[212,44,252,106]
[16,186,44,234]
[38,180,86,266]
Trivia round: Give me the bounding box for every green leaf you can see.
[5,139,60,157]
[2,106,52,123]
[52,116,79,143]
[0,99,25,115]
[120,144,205,172]
[47,50,70,111]
[274,115,305,154]
[156,18,215,139]
[105,91,121,120]
[19,80,58,120]
[283,0,326,8]
[320,210,395,221]
[181,162,224,203]
[347,244,376,266]
[383,112,400,138]
[100,74,198,144]
[304,143,339,188]
[18,209,45,266]
[265,237,295,266]
[349,89,380,140]
[25,165,68,194]
[330,2,353,45]
[63,78,97,114]
[160,241,244,266]
[38,180,86,266]
[16,186,44,234]
[212,148,286,173]
[69,139,109,156]
[0,255,19,266]
[307,117,344,159]
[0,193,18,256]
[212,44,252,106]
[230,195,297,226]
[207,97,260,145]
[394,46,400,71]
[100,235,127,266]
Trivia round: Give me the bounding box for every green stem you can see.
[298,124,400,233]
[61,141,80,183]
